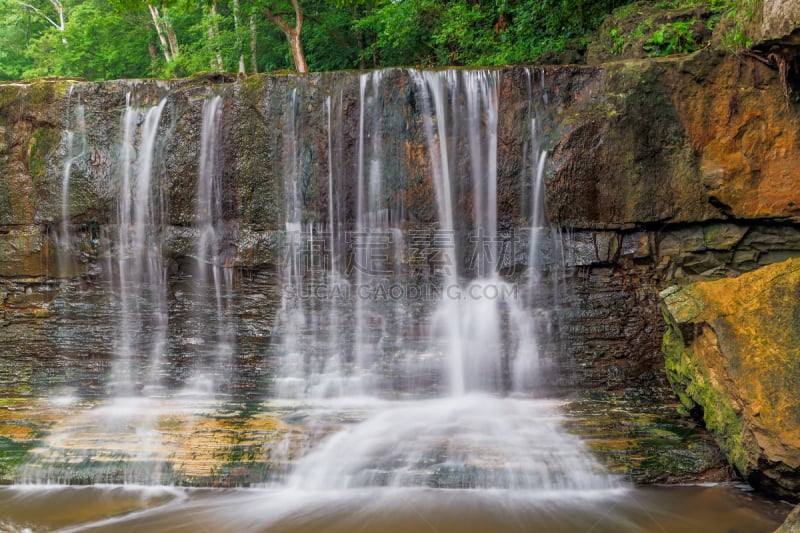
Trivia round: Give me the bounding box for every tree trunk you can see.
[287,29,307,73]
[51,0,65,43]
[249,14,258,73]
[208,1,224,71]
[148,3,172,63]
[233,0,246,75]
[166,26,179,57]
[16,0,66,43]
[263,0,308,73]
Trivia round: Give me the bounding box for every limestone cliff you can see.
[2,46,800,488]
[3,50,800,393]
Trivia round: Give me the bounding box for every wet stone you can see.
[563,392,732,484]
[620,231,651,259]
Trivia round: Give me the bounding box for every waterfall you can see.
[275,88,316,399]
[318,93,349,397]
[18,68,617,492]
[185,94,236,395]
[108,95,170,483]
[18,93,172,485]
[415,69,520,395]
[520,68,552,391]
[523,68,572,391]
[110,94,169,398]
[277,69,620,492]
[274,73,410,401]
[352,70,407,389]
[58,86,86,276]
[353,71,384,377]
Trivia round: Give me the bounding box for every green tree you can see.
[257,0,307,72]
[302,0,359,70]
[23,0,153,78]
[0,0,646,80]
[0,0,40,79]
[360,0,442,66]
[11,0,67,42]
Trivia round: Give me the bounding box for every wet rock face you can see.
[563,392,731,484]
[666,51,800,222]
[662,258,800,500]
[549,59,713,227]
[0,81,69,226]
[556,266,668,391]
[3,53,799,234]
[1,51,800,398]
[549,50,800,227]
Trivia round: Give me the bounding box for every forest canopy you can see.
[0,0,743,80]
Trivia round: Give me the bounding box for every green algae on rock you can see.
[563,392,731,484]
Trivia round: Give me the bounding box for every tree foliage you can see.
[0,0,748,80]
[23,0,153,79]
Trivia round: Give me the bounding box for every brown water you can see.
[0,484,790,533]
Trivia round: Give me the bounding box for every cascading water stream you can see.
[274,74,408,402]
[275,88,321,400]
[416,69,528,396]
[89,94,171,484]
[277,69,621,493]
[17,93,173,485]
[58,86,86,275]
[184,94,236,395]
[111,95,169,396]
[18,68,617,494]
[352,70,406,387]
[523,68,572,385]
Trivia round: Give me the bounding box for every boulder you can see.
[750,0,800,47]
[662,258,800,498]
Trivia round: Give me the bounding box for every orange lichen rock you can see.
[662,257,800,498]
